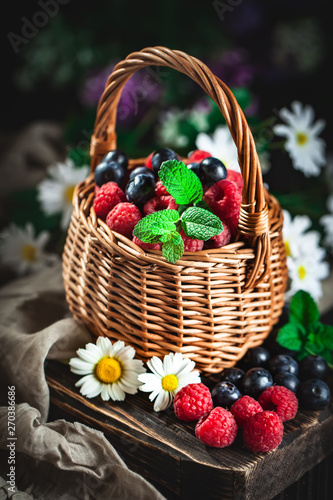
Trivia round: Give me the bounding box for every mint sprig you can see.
[133,160,225,263]
[277,290,333,366]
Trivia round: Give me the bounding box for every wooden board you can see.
[45,361,333,500]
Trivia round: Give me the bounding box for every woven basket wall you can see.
[63,46,288,374]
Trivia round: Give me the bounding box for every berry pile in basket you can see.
[171,348,331,454]
[92,147,243,262]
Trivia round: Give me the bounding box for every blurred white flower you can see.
[157,108,189,148]
[273,101,326,177]
[320,194,333,253]
[0,223,52,275]
[196,125,240,172]
[37,159,89,230]
[282,209,314,258]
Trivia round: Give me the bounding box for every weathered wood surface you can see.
[46,361,333,500]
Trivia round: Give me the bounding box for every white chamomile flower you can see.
[69,337,146,402]
[138,353,201,412]
[273,101,326,177]
[320,194,333,253]
[0,222,52,275]
[196,125,241,172]
[37,158,89,230]
[282,209,314,258]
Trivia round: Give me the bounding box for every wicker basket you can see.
[63,46,288,374]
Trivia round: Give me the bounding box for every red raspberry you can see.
[205,221,231,249]
[227,169,243,193]
[94,185,101,196]
[203,180,242,220]
[133,236,162,251]
[173,383,213,422]
[188,149,211,164]
[93,182,126,220]
[230,396,263,429]
[155,180,168,197]
[195,407,238,448]
[144,152,154,170]
[106,202,142,238]
[258,386,298,423]
[180,230,204,252]
[243,411,284,453]
[143,195,178,215]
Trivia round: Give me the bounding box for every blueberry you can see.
[298,379,331,410]
[243,347,271,369]
[129,166,155,181]
[103,149,128,170]
[269,354,299,377]
[242,368,273,398]
[151,148,178,175]
[299,355,328,381]
[274,372,300,393]
[219,367,245,387]
[199,157,227,185]
[94,160,126,187]
[211,381,241,408]
[125,174,155,205]
[187,162,200,177]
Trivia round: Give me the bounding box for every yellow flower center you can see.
[161,374,178,392]
[296,132,308,146]
[298,265,306,280]
[95,357,122,384]
[65,185,75,203]
[284,240,292,257]
[22,244,37,262]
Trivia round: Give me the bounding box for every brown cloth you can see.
[0,263,165,500]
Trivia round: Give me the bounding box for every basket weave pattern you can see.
[63,47,288,374]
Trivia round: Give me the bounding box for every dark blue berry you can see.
[269,354,299,377]
[243,347,271,369]
[299,355,328,381]
[103,149,128,170]
[151,148,178,175]
[298,379,331,410]
[211,381,241,408]
[187,162,200,177]
[242,368,273,398]
[129,166,155,181]
[199,157,227,185]
[274,372,300,393]
[219,367,245,387]
[94,160,126,187]
[125,174,155,205]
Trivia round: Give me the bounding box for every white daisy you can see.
[320,195,333,252]
[69,337,146,402]
[273,101,326,177]
[138,352,201,412]
[196,125,241,172]
[37,158,89,230]
[282,209,313,258]
[0,222,51,275]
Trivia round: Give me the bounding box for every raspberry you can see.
[106,202,142,238]
[93,182,126,220]
[195,407,238,448]
[205,221,231,249]
[173,383,213,422]
[227,169,243,193]
[144,152,154,170]
[188,149,211,164]
[94,185,101,196]
[143,195,178,215]
[203,180,242,220]
[230,396,263,429]
[155,180,169,197]
[258,385,298,422]
[133,236,162,251]
[243,411,284,453]
[180,230,204,252]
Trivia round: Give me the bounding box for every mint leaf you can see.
[289,290,319,327]
[194,200,213,212]
[133,209,179,242]
[181,207,223,240]
[317,324,333,350]
[162,234,184,263]
[159,160,203,205]
[277,323,304,351]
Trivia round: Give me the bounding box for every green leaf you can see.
[162,235,184,263]
[277,323,304,351]
[289,290,320,327]
[159,160,203,205]
[133,210,179,242]
[194,200,213,212]
[317,324,333,350]
[181,207,223,240]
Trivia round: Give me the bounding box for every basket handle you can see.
[89,46,270,289]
